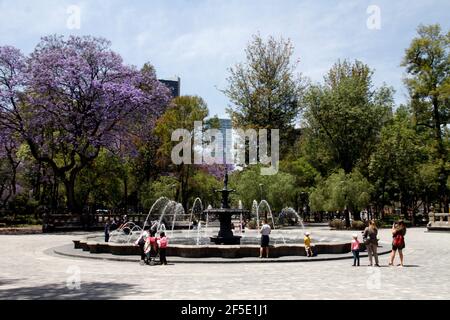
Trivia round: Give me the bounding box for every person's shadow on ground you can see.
[0,280,138,300]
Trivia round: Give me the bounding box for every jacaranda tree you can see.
[0,35,170,213]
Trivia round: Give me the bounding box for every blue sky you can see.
[1,0,449,119]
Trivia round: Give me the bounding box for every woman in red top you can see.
[389,220,407,267]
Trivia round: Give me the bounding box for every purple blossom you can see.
[0,35,171,212]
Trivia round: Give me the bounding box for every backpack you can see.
[150,237,158,251]
[159,237,168,249]
[393,234,404,248]
[138,236,146,246]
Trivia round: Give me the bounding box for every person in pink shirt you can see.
[351,233,360,267]
[144,230,158,265]
[157,232,168,265]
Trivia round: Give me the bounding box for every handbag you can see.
[363,229,371,245]
[393,234,404,247]
[363,236,370,246]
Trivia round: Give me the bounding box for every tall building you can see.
[219,118,232,164]
[159,77,181,98]
[203,118,233,164]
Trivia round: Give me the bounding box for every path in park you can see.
[0,227,449,300]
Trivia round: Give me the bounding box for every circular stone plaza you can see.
[1,226,449,300]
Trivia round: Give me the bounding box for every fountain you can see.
[280,207,305,230]
[108,222,142,243]
[71,168,356,258]
[205,167,248,245]
[188,198,203,236]
[170,202,186,236]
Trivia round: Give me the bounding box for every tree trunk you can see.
[62,167,83,214]
[181,166,190,211]
[63,179,78,214]
[123,176,128,213]
[52,178,58,215]
[344,207,350,229]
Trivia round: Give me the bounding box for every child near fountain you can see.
[304,232,313,257]
[144,230,158,265]
[351,233,360,266]
[158,232,168,265]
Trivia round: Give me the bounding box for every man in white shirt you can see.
[260,220,271,258]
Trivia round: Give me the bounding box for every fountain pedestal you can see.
[207,168,245,245]
[208,208,242,245]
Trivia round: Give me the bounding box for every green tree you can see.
[402,24,450,211]
[369,106,430,220]
[280,157,320,210]
[154,96,209,209]
[189,169,222,208]
[139,176,179,211]
[310,169,373,227]
[223,34,304,155]
[229,165,297,214]
[76,149,132,211]
[303,60,394,174]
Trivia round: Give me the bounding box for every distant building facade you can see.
[219,118,232,163]
[202,118,233,164]
[159,77,181,98]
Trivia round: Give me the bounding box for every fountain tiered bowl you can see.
[73,227,354,258]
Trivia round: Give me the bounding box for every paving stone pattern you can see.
[0,228,449,299]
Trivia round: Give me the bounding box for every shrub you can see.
[245,218,279,230]
[329,219,346,230]
[351,220,366,230]
[375,220,384,229]
[247,219,257,229]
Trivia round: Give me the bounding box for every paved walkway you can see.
[0,228,449,299]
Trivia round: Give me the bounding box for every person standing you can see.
[304,232,313,257]
[351,234,360,266]
[104,219,111,243]
[144,230,158,265]
[260,220,271,258]
[363,220,379,267]
[389,220,407,267]
[110,218,117,231]
[158,232,168,265]
[135,229,149,264]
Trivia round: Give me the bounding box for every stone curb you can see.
[50,244,392,264]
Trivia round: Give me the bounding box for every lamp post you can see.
[170,184,177,201]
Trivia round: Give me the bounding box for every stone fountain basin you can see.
[73,239,356,258]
